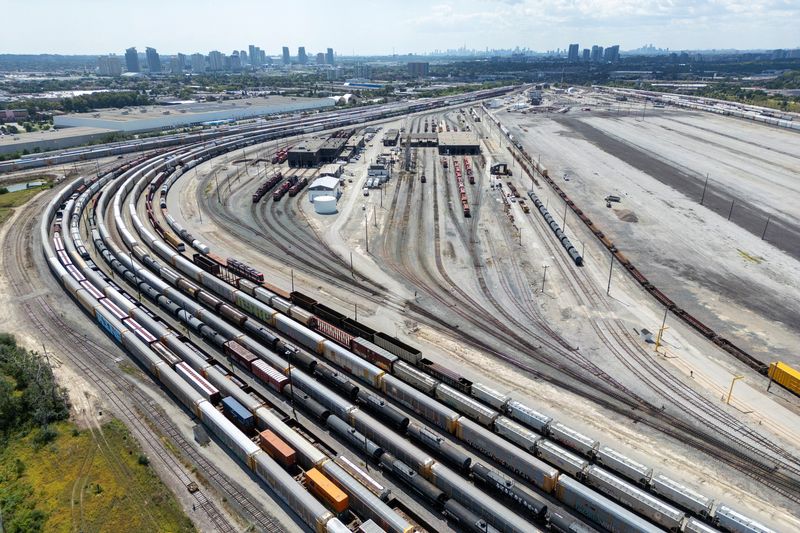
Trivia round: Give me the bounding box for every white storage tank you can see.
[314,195,337,215]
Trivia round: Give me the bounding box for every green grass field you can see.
[0,184,51,227]
[0,419,195,533]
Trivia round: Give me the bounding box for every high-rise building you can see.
[125,47,139,72]
[249,45,263,67]
[326,48,334,65]
[260,49,268,65]
[208,50,225,71]
[146,47,161,73]
[190,53,206,73]
[298,47,307,64]
[282,46,290,65]
[176,53,187,71]
[98,55,122,76]
[230,51,242,71]
[582,48,590,62]
[354,63,372,79]
[407,61,430,77]
[316,53,326,65]
[240,50,248,66]
[604,45,620,63]
[567,43,579,62]
[591,45,604,62]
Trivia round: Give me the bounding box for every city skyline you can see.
[3,0,798,55]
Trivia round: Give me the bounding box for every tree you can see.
[8,125,19,134]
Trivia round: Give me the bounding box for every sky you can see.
[3,0,799,56]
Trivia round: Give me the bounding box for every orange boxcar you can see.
[305,467,349,513]
[259,430,296,467]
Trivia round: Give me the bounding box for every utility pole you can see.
[350,251,354,276]
[655,306,669,353]
[726,375,744,405]
[700,174,709,205]
[562,201,568,228]
[761,215,771,240]
[287,363,297,421]
[727,199,735,221]
[540,265,548,293]
[355,303,358,322]
[214,171,222,204]
[364,209,369,253]
[196,171,203,223]
[606,249,614,295]
[291,269,294,292]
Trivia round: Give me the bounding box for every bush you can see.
[137,455,150,466]
[0,187,8,195]
[32,426,58,448]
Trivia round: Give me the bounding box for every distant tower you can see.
[567,43,579,62]
[145,47,161,73]
[326,47,334,65]
[298,46,307,64]
[125,47,139,72]
[282,46,290,65]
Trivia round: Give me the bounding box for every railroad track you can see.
[1,193,284,533]
[504,164,800,502]
[178,116,800,510]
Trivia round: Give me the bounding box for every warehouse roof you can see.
[437,131,480,147]
[54,96,334,133]
[309,176,340,190]
[289,138,326,154]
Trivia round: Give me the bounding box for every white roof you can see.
[309,176,340,190]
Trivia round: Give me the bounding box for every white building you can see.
[367,162,390,182]
[319,163,343,178]
[308,176,341,202]
[98,55,122,76]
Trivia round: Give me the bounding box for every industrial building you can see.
[437,132,480,155]
[383,129,400,146]
[367,162,390,181]
[409,133,438,147]
[308,176,341,202]
[319,163,343,178]
[287,136,348,168]
[53,96,335,134]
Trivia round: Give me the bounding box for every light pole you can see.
[606,249,614,295]
[726,375,744,405]
[539,264,549,293]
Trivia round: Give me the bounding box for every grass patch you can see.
[737,249,765,264]
[0,184,51,229]
[0,184,50,208]
[0,419,196,533]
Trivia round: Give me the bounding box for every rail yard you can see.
[2,85,799,533]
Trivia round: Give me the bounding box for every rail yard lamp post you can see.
[700,174,709,205]
[726,375,744,405]
[364,207,369,253]
[761,215,771,240]
[606,250,614,295]
[541,265,548,293]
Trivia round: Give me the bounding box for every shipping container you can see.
[176,361,220,403]
[221,396,254,430]
[306,467,349,513]
[768,361,800,396]
[351,337,398,371]
[259,429,297,467]
[252,359,289,393]
[224,340,258,369]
